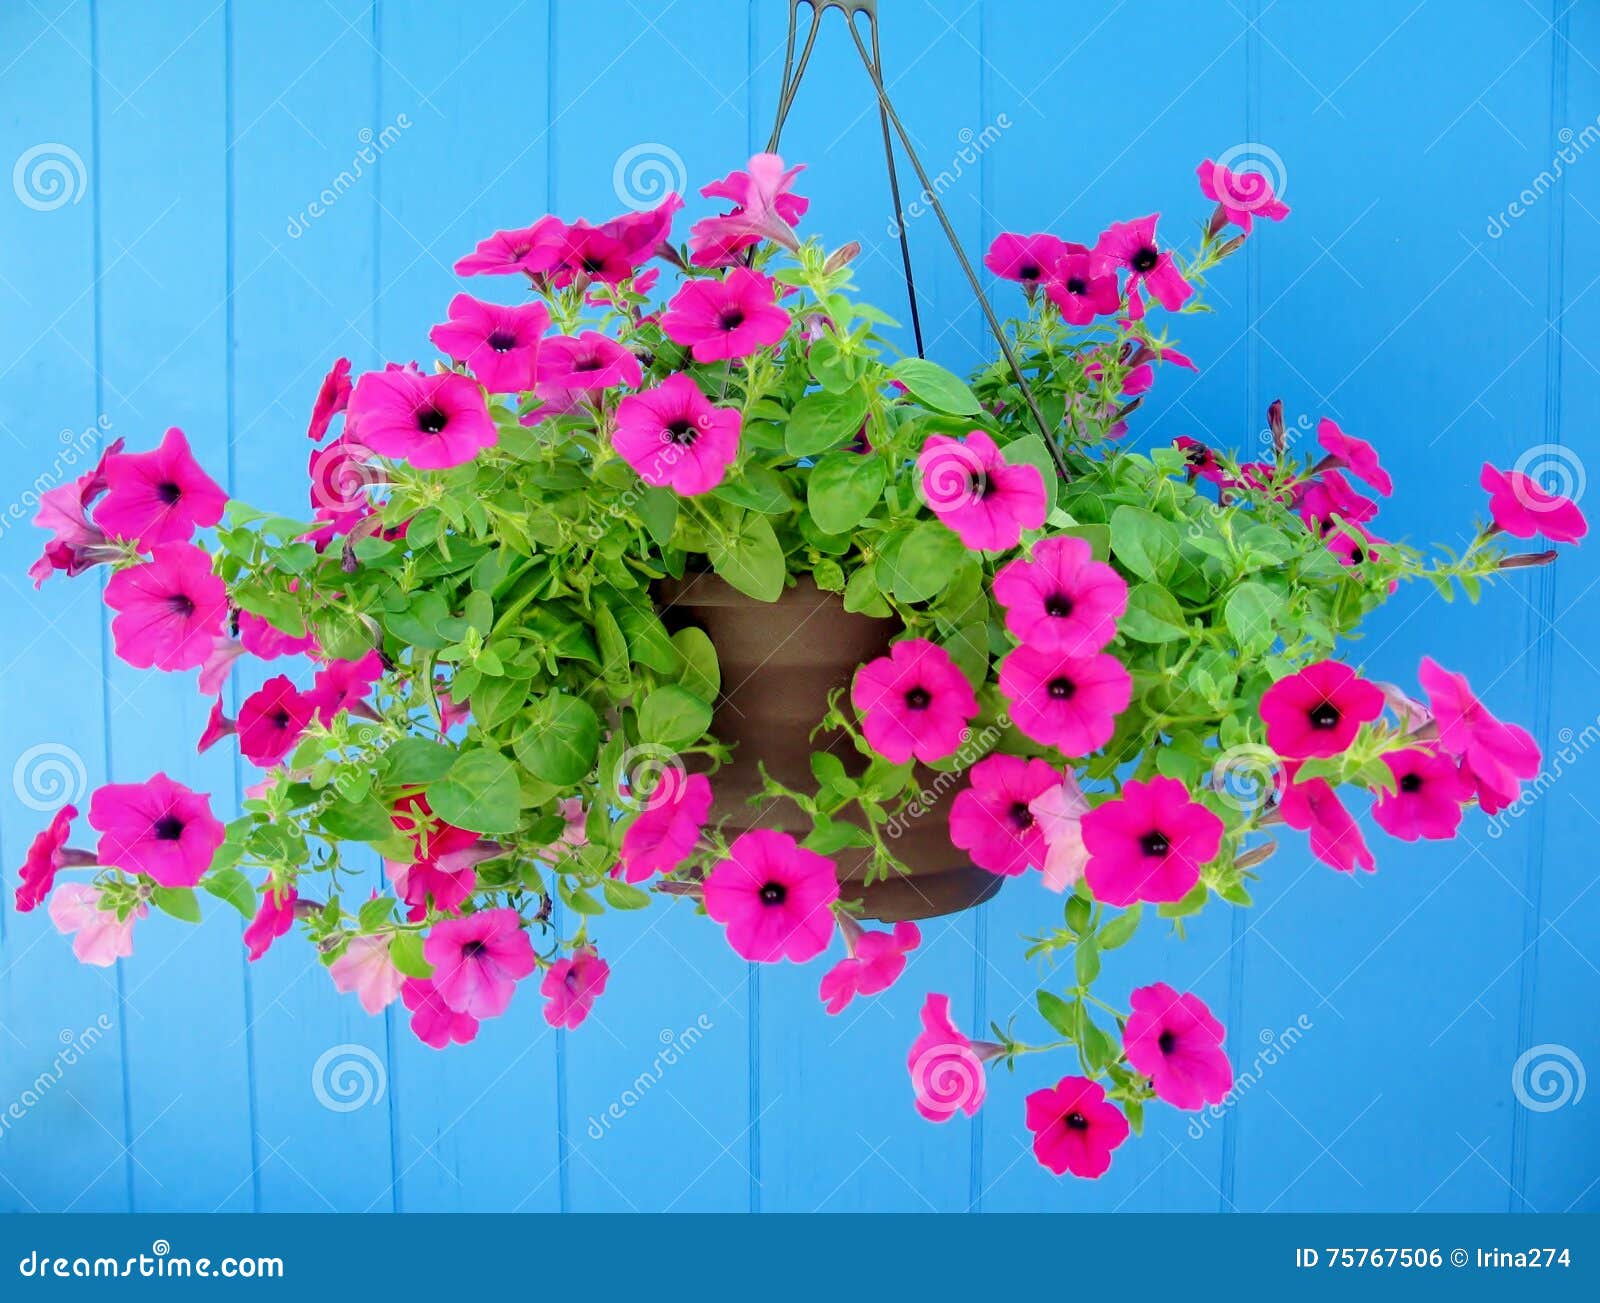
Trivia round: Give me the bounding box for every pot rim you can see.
[655,570,877,613]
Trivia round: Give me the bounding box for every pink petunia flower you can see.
[429,294,550,395]
[917,430,1047,552]
[1315,418,1391,495]
[819,919,920,1014]
[1196,158,1290,233]
[1372,747,1470,841]
[1082,776,1224,907]
[541,945,611,1030]
[237,675,317,767]
[49,883,145,967]
[599,194,683,267]
[1044,251,1121,324]
[243,881,297,962]
[993,535,1128,655]
[402,977,480,1049]
[534,796,589,863]
[308,651,384,725]
[330,935,405,1015]
[998,645,1132,755]
[29,437,130,586]
[1278,767,1375,874]
[1298,468,1379,528]
[1260,660,1385,760]
[984,232,1081,288]
[95,427,228,550]
[851,638,979,765]
[617,769,712,883]
[1025,1075,1130,1179]
[1029,774,1091,891]
[688,154,808,265]
[238,610,317,660]
[346,366,496,470]
[949,754,1061,878]
[307,357,353,442]
[196,637,244,696]
[660,269,791,363]
[88,773,224,888]
[536,331,644,393]
[453,216,566,278]
[15,805,94,913]
[387,793,492,921]
[196,696,235,753]
[702,829,839,963]
[1123,982,1233,1110]
[1480,462,1587,543]
[1175,435,1226,486]
[906,992,1002,1122]
[104,543,229,672]
[612,373,741,495]
[1090,214,1193,319]
[1417,657,1540,801]
[424,907,537,1019]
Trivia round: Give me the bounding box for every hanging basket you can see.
[656,572,1002,922]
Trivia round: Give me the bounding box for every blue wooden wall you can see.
[1,0,1596,1214]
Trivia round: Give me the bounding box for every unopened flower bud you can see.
[1207,204,1231,240]
[1499,549,1558,569]
[1235,839,1277,870]
[1215,234,1247,260]
[823,241,861,274]
[1267,399,1286,458]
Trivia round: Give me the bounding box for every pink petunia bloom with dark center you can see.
[917,430,1046,552]
[617,769,712,883]
[850,638,979,765]
[541,945,611,1030]
[1480,462,1587,544]
[1196,158,1290,234]
[237,674,317,767]
[906,992,1003,1122]
[998,644,1132,756]
[96,427,228,550]
[429,294,550,394]
[819,919,921,1015]
[1044,251,1121,324]
[949,753,1061,878]
[1259,660,1385,760]
[1082,776,1224,907]
[660,269,791,363]
[984,232,1082,287]
[1025,1075,1130,1179]
[1175,435,1226,486]
[453,216,566,278]
[1123,982,1233,1110]
[993,534,1128,655]
[308,650,384,725]
[1278,766,1376,874]
[1090,214,1193,320]
[307,357,352,441]
[1372,747,1470,842]
[346,366,496,470]
[612,373,742,495]
[88,772,225,888]
[536,331,644,393]
[104,542,229,672]
[702,829,839,963]
[424,907,537,1020]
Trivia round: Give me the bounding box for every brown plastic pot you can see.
[655,572,1002,923]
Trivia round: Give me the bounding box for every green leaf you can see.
[602,878,652,910]
[319,794,398,843]
[560,879,606,916]
[471,675,532,732]
[1110,505,1181,582]
[785,388,869,457]
[389,930,433,978]
[638,684,713,749]
[202,869,257,919]
[357,896,395,931]
[1036,989,1077,1037]
[879,522,967,603]
[807,451,887,535]
[1001,433,1060,508]
[151,886,202,924]
[890,357,982,415]
[1096,903,1142,950]
[709,511,786,602]
[513,693,601,786]
[382,737,458,785]
[428,748,522,834]
[672,626,721,701]
[1074,935,1101,985]
[1119,583,1189,643]
[712,462,798,515]
[1224,581,1284,655]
